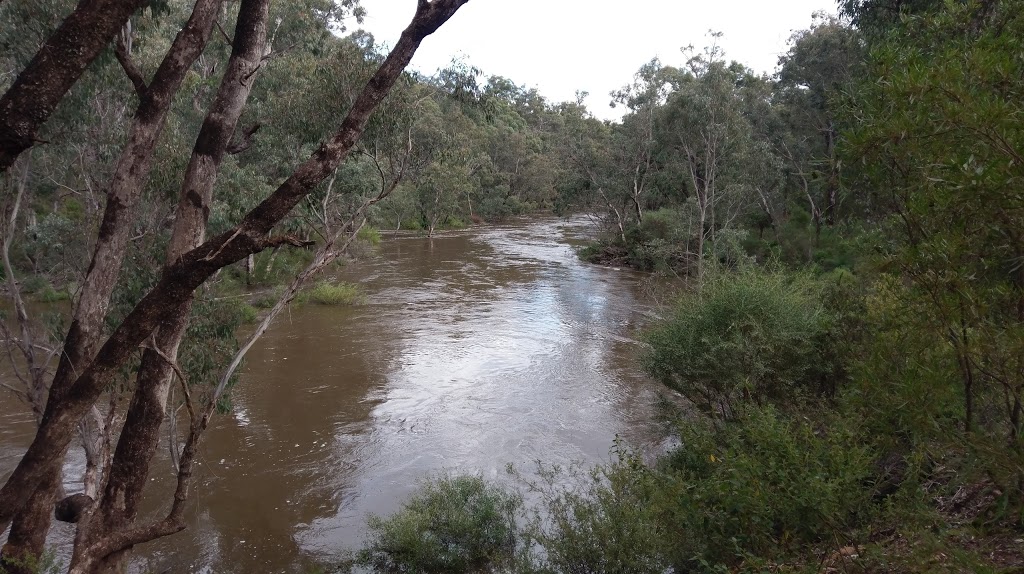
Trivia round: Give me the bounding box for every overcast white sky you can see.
[353,0,839,120]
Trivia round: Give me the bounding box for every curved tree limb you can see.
[0,0,146,173]
[0,0,471,537]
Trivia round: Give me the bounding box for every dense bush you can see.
[642,267,840,419]
[355,475,522,574]
[655,406,875,569]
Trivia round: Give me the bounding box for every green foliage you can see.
[643,267,840,419]
[0,547,61,574]
[509,408,874,573]
[656,406,875,569]
[357,226,382,246]
[843,0,1024,496]
[34,284,69,303]
[443,215,467,230]
[301,281,363,306]
[355,475,522,574]
[18,275,48,295]
[518,453,669,574]
[235,302,258,324]
[237,248,316,288]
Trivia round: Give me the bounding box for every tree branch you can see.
[225,123,261,154]
[0,0,146,173]
[114,36,148,98]
[0,0,471,534]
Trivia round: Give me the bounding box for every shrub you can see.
[399,218,423,231]
[518,409,874,572]
[519,453,670,574]
[357,226,382,246]
[655,406,875,569]
[237,246,315,288]
[35,284,69,303]
[19,275,48,295]
[444,215,467,229]
[356,475,522,574]
[235,302,258,324]
[302,281,363,306]
[643,267,839,419]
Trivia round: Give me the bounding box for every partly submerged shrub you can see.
[357,226,382,246]
[519,452,670,574]
[303,281,363,306]
[356,475,521,574]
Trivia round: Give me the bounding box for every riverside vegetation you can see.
[1,0,1023,572]
[337,1,1024,572]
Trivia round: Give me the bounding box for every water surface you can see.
[1,217,667,573]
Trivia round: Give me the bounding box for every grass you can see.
[357,226,382,246]
[301,281,363,306]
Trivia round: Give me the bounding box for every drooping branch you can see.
[0,0,471,536]
[0,0,146,173]
[217,130,413,401]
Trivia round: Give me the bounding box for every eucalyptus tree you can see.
[610,59,679,224]
[659,44,771,277]
[775,14,862,233]
[0,1,471,572]
[556,102,630,242]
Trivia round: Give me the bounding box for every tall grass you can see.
[302,281,363,306]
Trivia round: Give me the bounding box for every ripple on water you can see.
[0,217,670,574]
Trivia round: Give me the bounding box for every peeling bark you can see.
[76,0,272,569]
[1,0,225,563]
[0,0,472,561]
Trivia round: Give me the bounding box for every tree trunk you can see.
[245,253,255,284]
[825,124,839,225]
[0,0,471,558]
[0,0,225,557]
[77,1,271,569]
[0,160,65,574]
[0,0,145,173]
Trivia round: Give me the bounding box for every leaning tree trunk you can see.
[75,1,272,570]
[0,0,145,174]
[0,0,225,565]
[0,1,472,566]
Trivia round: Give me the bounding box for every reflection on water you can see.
[0,217,668,573]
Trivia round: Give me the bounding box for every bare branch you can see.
[215,20,233,45]
[114,29,148,98]
[0,381,29,402]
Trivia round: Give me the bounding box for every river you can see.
[0,216,669,573]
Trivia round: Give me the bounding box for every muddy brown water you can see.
[0,217,670,573]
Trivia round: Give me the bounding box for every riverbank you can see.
[338,263,1024,573]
